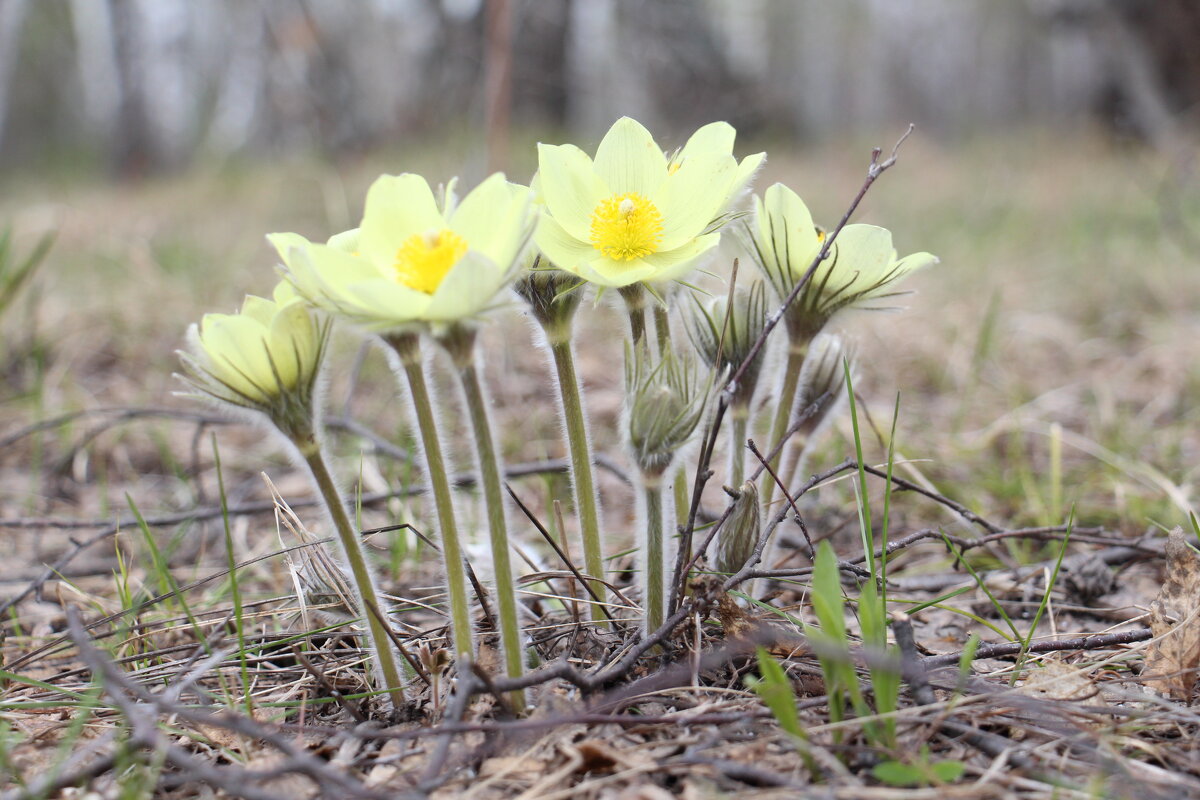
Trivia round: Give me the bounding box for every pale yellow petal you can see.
[579,255,659,288]
[593,117,668,197]
[359,174,444,268]
[271,280,301,306]
[340,278,431,327]
[450,174,532,269]
[267,232,315,269]
[424,251,505,320]
[679,121,735,160]
[268,300,319,387]
[240,294,276,327]
[729,152,766,206]
[327,228,360,253]
[199,314,274,403]
[534,214,598,274]
[536,142,608,242]
[761,183,821,277]
[827,224,894,289]
[654,151,736,250]
[642,232,721,283]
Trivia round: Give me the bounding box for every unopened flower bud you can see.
[177,282,329,437]
[625,342,705,477]
[514,262,585,337]
[717,481,761,574]
[684,281,767,409]
[793,332,854,439]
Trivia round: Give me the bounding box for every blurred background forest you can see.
[1,0,1198,175]
[1,0,1199,537]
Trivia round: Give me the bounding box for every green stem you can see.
[298,435,406,706]
[728,405,749,486]
[652,303,671,355]
[762,340,808,511]
[672,462,688,552]
[642,473,665,634]
[545,326,607,624]
[620,284,648,344]
[384,333,474,661]
[455,351,527,713]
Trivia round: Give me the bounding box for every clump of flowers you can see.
[179,116,935,720]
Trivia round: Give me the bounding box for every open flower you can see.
[178,282,326,422]
[269,173,535,332]
[535,117,764,289]
[746,183,938,341]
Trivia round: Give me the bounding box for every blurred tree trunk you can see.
[205,1,266,155]
[616,0,756,135]
[511,0,569,129]
[110,0,153,176]
[1117,0,1200,132]
[69,0,122,143]
[0,0,30,152]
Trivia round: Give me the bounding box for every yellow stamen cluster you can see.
[393,229,468,294]
[589,193,664,262]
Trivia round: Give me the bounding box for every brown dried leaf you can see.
[1018,657,1102,704]
[1143,527,1200,701]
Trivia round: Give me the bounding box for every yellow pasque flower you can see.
[269,173,535,332]
[535,117,764,288]
[748,183,938,340]
[179,282,324,413]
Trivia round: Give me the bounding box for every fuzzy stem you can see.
[672,463,688,554]
[385,333,474,661]
[728,404,749,486]
[762,340,808,510]
[620,284,648,344]
[652,303,671,355]
[780,428,812,496]
[642,472,665,634]
[544,324,607,625]
[454,350,527,713]
[298,436,406,707]
[653,302,686,562]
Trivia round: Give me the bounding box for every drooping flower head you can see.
[269,173,536,333]
[178,282,328,428]
[535,117,764,289]
[746,183,938,342]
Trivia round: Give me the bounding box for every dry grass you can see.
[1,126,1199,798]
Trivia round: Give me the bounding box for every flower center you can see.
[393,229,467,294]
[589,193,664,262]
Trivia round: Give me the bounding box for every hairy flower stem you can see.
[652,304,671,355]
[620,284,648,344]
[384,333,474,662]
[544,324,608,625]
[294,430,406,707]
[762,340,808,510]
[641,472,666,634]
[728,405,750,486]
[442,327,526,713]
[652,301,691,572]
